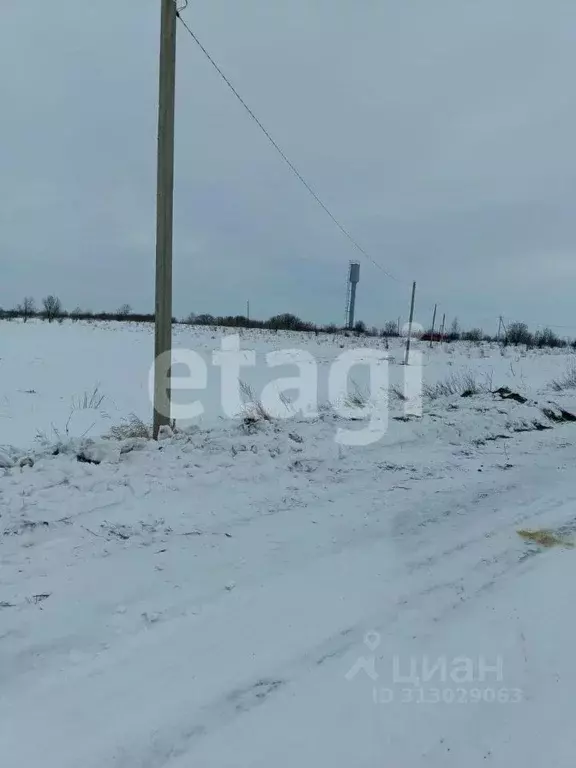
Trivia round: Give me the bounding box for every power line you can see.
[175,9,402,282]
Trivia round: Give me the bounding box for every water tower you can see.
[345,261,361,329]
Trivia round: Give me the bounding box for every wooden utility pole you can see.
[404,281,416,365]
[440,312,446,342]
[153,0,177,439]
[429,303,437,348]
[246,300,250,323]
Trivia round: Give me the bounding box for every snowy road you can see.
[2,392,576,766]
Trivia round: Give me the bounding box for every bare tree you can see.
[506,321,533,346]
[17,296,36,322]
[461,328,483,342]
[117,303,132,318]
[448,317,460,341]
[382,320,399,337]
[535,327,563,349]
[42,295,62,322]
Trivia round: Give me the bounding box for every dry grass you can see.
[423,372,487,400]
[107,413,151,441]
[240,381,272,423]
[344,384,370,409]
[389,385,407,402]
[550,362,576,392]
[517,528,574,548]
[35,386,108,446]
[72,385,106,412]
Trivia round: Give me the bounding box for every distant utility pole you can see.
[397,316,401,337]
[246,300,250,323]
[497,315,503,343]
[404,281,416,365]
[440,312,446,342]
[153,0,178,439]
[429,303,437,348]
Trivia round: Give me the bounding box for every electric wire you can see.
[176,9,403,283]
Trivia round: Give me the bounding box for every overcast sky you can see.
[1,0,576,333]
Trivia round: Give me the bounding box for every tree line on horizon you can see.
[0,296,571,349]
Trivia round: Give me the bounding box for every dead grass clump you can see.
[240,381,272,424]
[344,383,370,409]
[389,385,407,402]
[517,528,574,548]
[550,362,576,392]
[107,414,151,441]
[423,372,487,400]
[72,385,105,411]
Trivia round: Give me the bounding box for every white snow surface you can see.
[2,319,576,766]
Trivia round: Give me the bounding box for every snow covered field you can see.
[1,318,575,448]
[2,319,576,766]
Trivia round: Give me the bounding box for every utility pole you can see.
[246,300,250,324]
[501,317,508,341]
[440,312,446,342]
[153,0,177,439]
[404,281,416,365]
[397,316,401,337]
[497,315,503,343]
[429,303,437,348]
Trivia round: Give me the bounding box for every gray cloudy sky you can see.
[2,0,576,333]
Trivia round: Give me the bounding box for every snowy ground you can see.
[2,319,576,766]
[1,318,575,447]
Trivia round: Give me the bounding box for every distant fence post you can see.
[404,281,417,365]
[429,303,437,348]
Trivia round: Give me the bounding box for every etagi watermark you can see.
[149,335,424,446]
[345,632,523,704]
